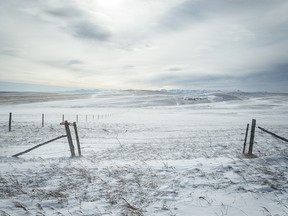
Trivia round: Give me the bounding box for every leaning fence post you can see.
[63,121,75,157]
[12,135,67,157]
[248,119,256,155]
[258,126,288,143]
[9,112,12,132]
[243,123,249,154]
[73,122,81,156]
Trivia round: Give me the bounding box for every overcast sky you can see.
[0,0,288,91]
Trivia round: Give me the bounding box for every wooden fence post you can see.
[76,114,78,123]
[9,112,12,132]
[64,121,75,157]
[248,119,256,155]
[86,115,87,122]
[73,122,81,156]
[243,123,249,154]
[42,114,44,127]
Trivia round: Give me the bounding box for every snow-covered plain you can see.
[0,90,288,216]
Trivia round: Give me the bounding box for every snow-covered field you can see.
[0,90,288,216]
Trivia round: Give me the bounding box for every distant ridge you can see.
[160,89,222,94]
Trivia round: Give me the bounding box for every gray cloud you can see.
[148,73,223,87]
[161,0,286,28]
[0,48,23,57]
[243,64,288,83]
[45,7,83,18]
[67,60,85,65]
[147,64,288,92]
[43,59,87,72]
[160,1,204,29]
[159,0,288,49]
[68,21,111,41]
[17,2,112,42]
[43,5,111,41]
[166,66,184,72]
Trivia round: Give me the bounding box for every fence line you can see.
[1,114,287,159]
[1,112,113,131]
[80,135,243,141]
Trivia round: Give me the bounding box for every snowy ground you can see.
[0,90,288,216]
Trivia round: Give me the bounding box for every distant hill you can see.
[160,89,222,94]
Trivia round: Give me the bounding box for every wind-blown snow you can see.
[0,91,287,215]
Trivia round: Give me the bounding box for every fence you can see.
[0,112,112,158]
[243,119,288,157]
[0,113,287,159]
[11,121,82,158]
[3,112,112,131]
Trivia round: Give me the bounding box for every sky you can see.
[0,0,288,92]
